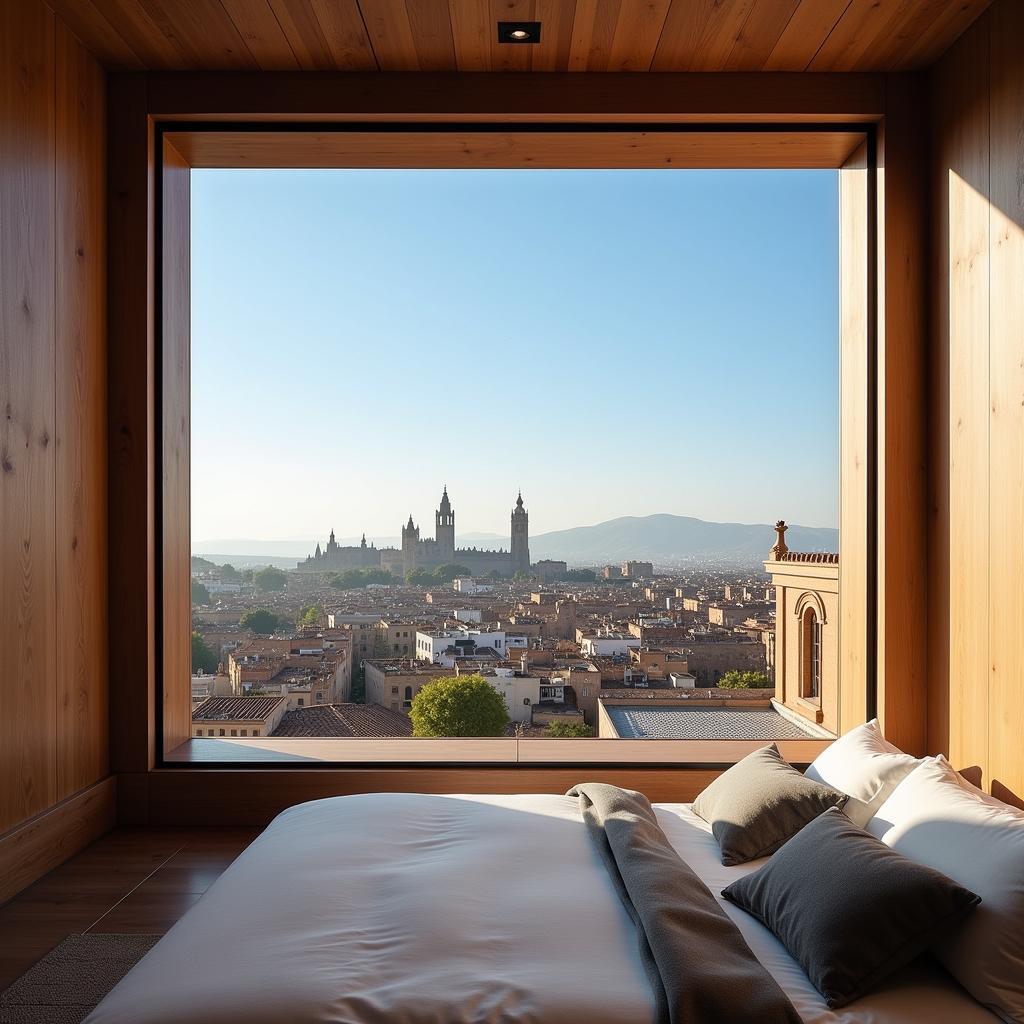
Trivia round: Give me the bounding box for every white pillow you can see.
[803,719,920,827]
[867,756,1024,1023]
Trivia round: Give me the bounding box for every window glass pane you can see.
[189,167,839,754]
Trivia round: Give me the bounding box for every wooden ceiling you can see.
[49,0,990,74]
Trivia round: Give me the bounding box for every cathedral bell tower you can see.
[511,492,530,575]
[435,485,455,563]
[402,515,420,575]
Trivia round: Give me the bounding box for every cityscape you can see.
[190,486,839,744]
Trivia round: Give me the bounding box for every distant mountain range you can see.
[529,514,838,567]
[193,515,837,570]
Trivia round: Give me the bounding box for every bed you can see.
[83,791,998,1024]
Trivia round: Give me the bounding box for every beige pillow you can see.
[693,743,847,865]
[805,718,920,826]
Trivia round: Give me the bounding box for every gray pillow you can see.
[722,807,982,1008]
[693,743,848,865]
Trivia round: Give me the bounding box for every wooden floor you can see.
[0,826,258,991]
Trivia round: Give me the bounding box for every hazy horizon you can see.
[192,168,839,544]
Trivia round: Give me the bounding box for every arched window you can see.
[802,607,822,701]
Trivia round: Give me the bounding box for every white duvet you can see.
[85,793,997,1024]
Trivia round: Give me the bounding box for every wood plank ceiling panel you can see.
[307,0,377,70]
[761,0,851,70]
[218,0,300,70]
[267,0,338,69]
[133,0,259,69]
[43,0,992,71]
[721,0,801,71]
[361,0,422,70]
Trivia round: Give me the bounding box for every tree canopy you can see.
[190,579,210,606]
[432,563,472,583]
[409,674,510,737]
[329,567,394,589]
[563,568,597,582]
[253,566,288,592]
[545,721,593,738]
[190,555,217,572]
[191,631,217,674]
[219,563,243,583]
[297,604,323,627]
[717,670,773,689]
[240,608,281,634]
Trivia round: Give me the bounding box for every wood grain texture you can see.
[163,128,864,169]
[140,70,886,121]
[927,0,1024,806]
[1,0,58,835]
[141,769,728,825]
[875,74,927,754]
[39,0,992,73]
[107,74,156,774]
[986,0,1024,806]
[161,139,191,755]
[838,139,869,735]
[0,777,116,906]
[934,16,990,776]
[55,20,110,800]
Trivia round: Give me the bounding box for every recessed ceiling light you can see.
[498,21,541,44]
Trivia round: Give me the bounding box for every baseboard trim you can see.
[0,776,117,906]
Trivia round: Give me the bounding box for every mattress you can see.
[84,793,998,1024]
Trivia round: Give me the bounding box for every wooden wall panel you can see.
[1,0,58,835]
[986,0,1024,807]
[1,1,109,842]
[838,139,869,735]
[875,74,928,754]
[161,140,192,755]
[55,20,109,801]
[928,0,1024,806]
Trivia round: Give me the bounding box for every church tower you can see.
[435,485,455,563]
[511,492,530,574]
[402,515,420,575]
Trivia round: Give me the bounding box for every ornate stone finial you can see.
[770,520,789,559]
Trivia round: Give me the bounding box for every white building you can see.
[580,633,642,658]
[453,578,493,595]
[416,627,507,667]
[451,607,483,623]
[482,668,540,725]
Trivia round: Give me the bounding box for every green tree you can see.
[330,567,394,589]
[409,674,510,737]
[405,567,434,586]
[219,563,243,583]
[350,663,366,704]
[432,563,472,583]
[718,670,773,690]
[191,555,217,572]
[191,579,210,606]
[297,604,323,628]
[487,569,503,580]
[191,631,217,674]
[254,566,288,592]
[240,608,280,634]
[545,721,593,738]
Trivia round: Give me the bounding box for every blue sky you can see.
[191,168,838,545]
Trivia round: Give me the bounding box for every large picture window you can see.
[160,125,874,766]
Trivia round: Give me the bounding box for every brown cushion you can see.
[692,743,847,865]
[722,807,982,1008]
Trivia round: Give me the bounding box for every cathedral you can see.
[297,487,531,578]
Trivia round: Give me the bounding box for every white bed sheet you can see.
[84,793,997,1024]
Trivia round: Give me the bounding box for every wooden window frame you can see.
[104,74,929,822]
[154,120,875,769]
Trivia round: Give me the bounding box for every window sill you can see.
[164,736,833,766]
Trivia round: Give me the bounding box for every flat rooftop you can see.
[606,706,820,741]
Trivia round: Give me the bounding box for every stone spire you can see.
[770,520,789,560]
